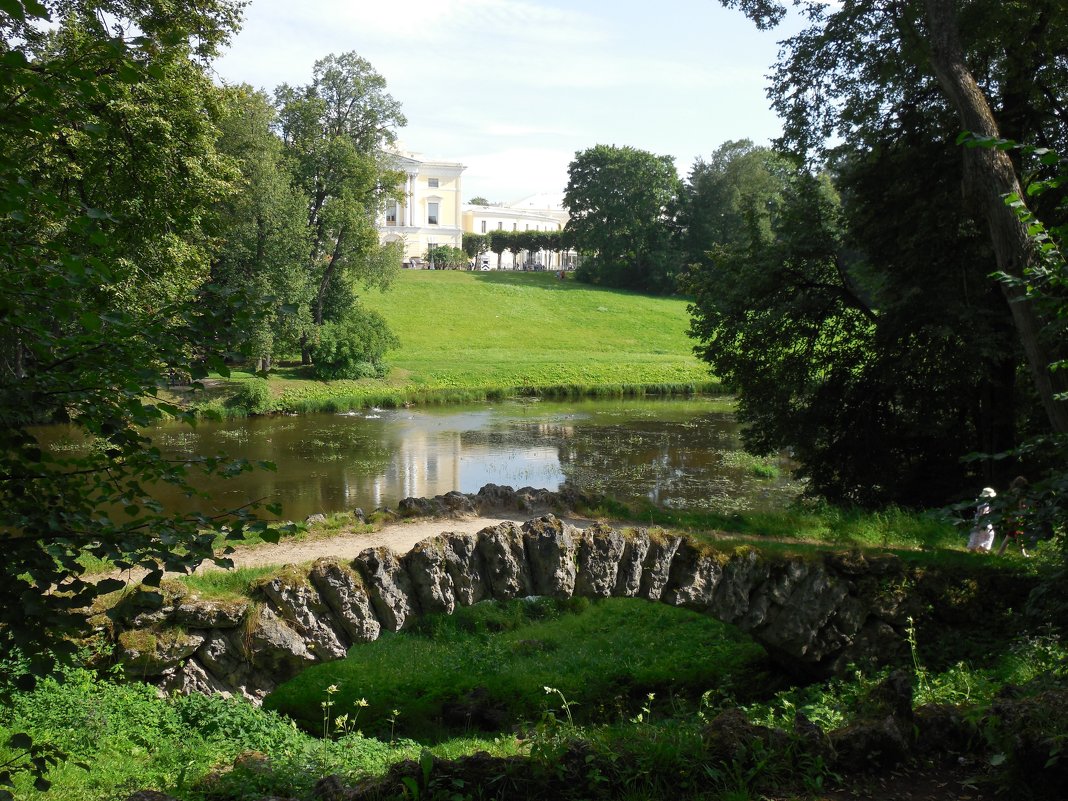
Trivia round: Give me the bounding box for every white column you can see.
[454,180,461,236]
[407,173,416,227]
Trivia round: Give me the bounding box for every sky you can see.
[212,0,807,205]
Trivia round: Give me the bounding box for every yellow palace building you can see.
[377,151,570,269]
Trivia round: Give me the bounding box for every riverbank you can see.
[173,271,720,416]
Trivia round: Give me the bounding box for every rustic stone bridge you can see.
[110,514,915,704]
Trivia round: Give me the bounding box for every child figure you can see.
[967,487,997,552]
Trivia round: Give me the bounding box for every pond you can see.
[39,397,802,520]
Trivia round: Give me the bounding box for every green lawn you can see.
[263,596,772,742]
[198,271,719,414]
[367,270,711,389]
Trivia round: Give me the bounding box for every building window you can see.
[481,220,486,233]
[386,202,398,226]
[428,202,439,225]
[497,221,503,230]
[513,222,517,231]
[428,178,439,188]
[525,224,529,230]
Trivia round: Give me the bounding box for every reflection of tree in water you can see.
[554,415,801,514]
[72,403,804,520]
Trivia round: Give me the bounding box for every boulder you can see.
[662,540,723,610]
[404,536,457,615]
[258,576,349,660]
[638,532,683,601]
[477,522,534,599]
[158,656,233,698]
[441,532,489,606]
[746,560,852,674]
[575,523,626,597]
[173,599,248,629]
[308,559,382,643]
[522,515,579,598]
[613,529,652,597]
[116,629,205,677]
[354,547,419,631]
[709,547,769,624]
[244,606,318,683]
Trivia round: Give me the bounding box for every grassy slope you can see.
[197,271,718,413]
[366,271,711,390]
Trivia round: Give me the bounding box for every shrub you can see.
[230,377,273,414]
[311,308,399,381]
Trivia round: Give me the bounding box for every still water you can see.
[42,397,802,520]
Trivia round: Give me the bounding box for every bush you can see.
[311,308,399,381]
[230,377,273,414]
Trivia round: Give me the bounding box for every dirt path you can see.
[197,512,598,573]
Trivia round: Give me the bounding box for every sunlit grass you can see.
[180,271,719,414]
[264,597,772,741]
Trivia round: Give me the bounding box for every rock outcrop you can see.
[396,483,589,520]
[110,511,922,703]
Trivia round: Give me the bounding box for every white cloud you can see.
[459,147,575,201]
[213,0,803,200]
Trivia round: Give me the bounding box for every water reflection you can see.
[36,398,801,520]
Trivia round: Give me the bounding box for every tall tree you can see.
[564,144,681,293]
[274,52,406,361]
[678,140,792,270]
[718,0,1068,433]
[208,85,311,370]
[0,0,274,689]
[488,229,509,269]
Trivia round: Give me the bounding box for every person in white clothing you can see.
[967,486,997,552]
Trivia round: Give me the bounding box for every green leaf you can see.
[0,0,25,21]
[7,733,32,751]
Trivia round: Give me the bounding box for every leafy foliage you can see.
[564,144,681,293]
[274,51,405,351]
[206,85,312,371]
[0,0,285,678]
[311,307,399,380]
[424,244,467,269]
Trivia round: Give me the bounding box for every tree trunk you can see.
[301,334,312,366]
[924,0,1068,434]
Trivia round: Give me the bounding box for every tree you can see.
[0,0,279,697]
[718,0,1068,433]
[425,244,467,269]
[462,232,489,264]
[678,140,792,270]
[274,52,406,361]
[488,229,509,270]
[468,196,490,205]
[208,85,312,370]
[684,127,1027,505]
[564,145,681,293]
